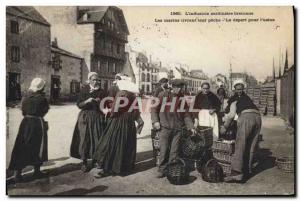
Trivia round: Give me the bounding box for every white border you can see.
[1,0,298,201]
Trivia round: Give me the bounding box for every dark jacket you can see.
[194,91,221,111]
[151,90,193,130]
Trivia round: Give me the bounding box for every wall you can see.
[6,14,51,98]
[35,6,94,71]
[279,67,295,127]
[51,53,82,101]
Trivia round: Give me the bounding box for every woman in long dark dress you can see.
[9,78,49,182]
[70,72,107,172]
[93,77,144,177]
[193,81,221,140]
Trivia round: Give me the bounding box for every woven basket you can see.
[167,158,189,185]
[195,149,214,173]
[212,149,233,163]
[181,135,205,159]
[276,157,294,173]
[196,126,213,148]
[218,161,231,176]
[212,140,235,154]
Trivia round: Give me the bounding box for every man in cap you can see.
[151,79,195,178]
[220,79,261,182]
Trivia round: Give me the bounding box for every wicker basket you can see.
[167,158,189,185]
[212,149,233,163]
[276,157,294,173]
[180,135,205,159]
[218,161,231,176]
[196,126,213,148]
[212,140,235,154]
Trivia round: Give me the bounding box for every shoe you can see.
[94,170,109,179]
[156,171,165,178]
[33,171,48,179]
[14,175,23,183]
[81,164,89,172]
[224,170,244,183]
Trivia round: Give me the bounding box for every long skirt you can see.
[9,116,48,170]
[198,109,219,140]
[93,113,137,174]
[70,110,106,160]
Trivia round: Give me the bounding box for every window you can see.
[141,84,145,92]
[147,73,150,82]
[102,36,106,49]
[146,85,150,92]
[52,53,62,70]
[112,62,116,73]
[70,81,80,94]
[11,46,20,62]
[11,21,19,34]
[111,42,114,53]
[141,73,145,82]
[117,44,120,54]
[97,60,101,71]
[107,61,110,73]
[111,22,114,30]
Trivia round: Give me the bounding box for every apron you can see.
[198,109,219,140]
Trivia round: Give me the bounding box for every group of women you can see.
[8,72,144,182]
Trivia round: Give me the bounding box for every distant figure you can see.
[70,72,107,172]
[193,81,221,140]
[9,78,49,182]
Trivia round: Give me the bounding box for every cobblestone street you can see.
[6,104,295,196]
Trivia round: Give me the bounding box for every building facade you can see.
[6,6,51,103]
[128,49,160,94]
[173,67,208,94]
[50,38,87,102]
[35,6,129,92]
[77,6,129,92]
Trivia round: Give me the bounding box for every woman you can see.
[9,78,49,182]
[93,76,144,177]
[193,81,221,140]
[70,72,107,172]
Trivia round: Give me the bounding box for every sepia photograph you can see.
[5,5,295,196]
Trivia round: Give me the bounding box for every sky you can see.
[121,6,294,80]
[35,6,294,81]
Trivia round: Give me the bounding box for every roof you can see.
[231,72,247,78]
[77,6,108,24]
[6,6,50,26]
[51,45,82,60]
[77,6,129,34]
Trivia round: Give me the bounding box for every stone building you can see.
[6,6,51,103]
[50,38,88,102]
[173,67,207,94]
[128,49,160,94]
[35,6,130,92]
[78,6,129,92]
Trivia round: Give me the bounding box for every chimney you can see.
[52,38,58,48]
[160,61,162,68]
[149,55,152,63]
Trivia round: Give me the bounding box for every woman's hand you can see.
[209,109,216,115]
[194,118,199,128]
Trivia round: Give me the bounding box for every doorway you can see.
[51,75,61,103]
[7,72,21,102]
